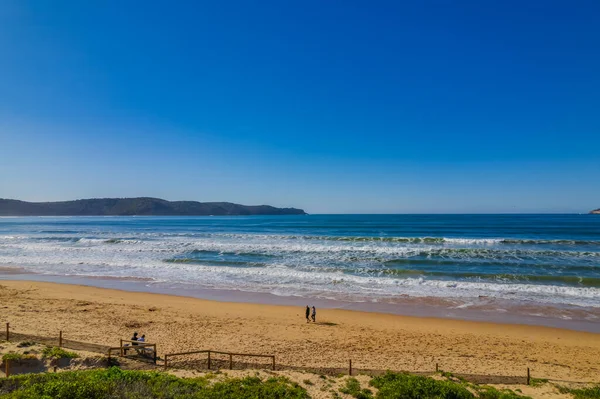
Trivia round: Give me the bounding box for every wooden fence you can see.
[1,322,538,385]
[105,340,157,364]
[3,322,110,353]
[163,349,275,371]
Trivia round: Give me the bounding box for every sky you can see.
[0,1,599,214]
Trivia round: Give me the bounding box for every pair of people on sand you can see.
[131,331,146,344]
[124,332,149,356]
[305,305,316,323]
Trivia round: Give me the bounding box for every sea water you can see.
[1,214,599,327]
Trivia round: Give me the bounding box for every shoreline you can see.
[1,268,599,333]
[1,279,600,382]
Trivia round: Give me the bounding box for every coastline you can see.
[1,268,599,333]
[1,279,600,382]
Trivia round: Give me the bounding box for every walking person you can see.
[311,306,316,323]
[305,305,310,323]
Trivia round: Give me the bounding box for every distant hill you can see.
[0,198,306,216]
[590,208,600,214]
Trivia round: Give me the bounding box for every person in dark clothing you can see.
[305,306,310,323]
[311,306,316,322]
[124,332,138,355]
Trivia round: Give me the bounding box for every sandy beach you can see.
[1,280,599,383]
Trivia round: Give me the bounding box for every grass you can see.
[1,353,38,363]
[556,385,600,399]
[1,354,23,362]
[529,378,548,387]
[41,347,78,360]
[476,386,532,399]
[339,377,373,399]
[369,372,531,399]
[371,372,473,399]
[0,367,309,399]
[340,377,361,395]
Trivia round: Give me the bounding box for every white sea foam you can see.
[1,230,599,308]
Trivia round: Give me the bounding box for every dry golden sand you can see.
[1,280,599,384]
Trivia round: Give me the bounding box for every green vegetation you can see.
[340,377,361,395]
[528,378,548,387]
[340,377,373,399]
[476,386,531,399]
[370,372,473,399]
[369,372,530,399]
[41,347,78,360]
[557,385,600,399]
[0,363,552,399]
[0,367,309,399]
[1,353,37,363]
[1,354,23,362]
[0,198,306,216]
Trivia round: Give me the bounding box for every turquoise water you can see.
[0,214,599,311]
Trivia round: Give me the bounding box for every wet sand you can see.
[1,280,600,382]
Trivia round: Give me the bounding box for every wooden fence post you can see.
[164,355,168,370]
[120,339,123,357]
[207,351,211,370]
[527,368,530,385]
[272,356,275,371]
[229,354,233,370]
[349,359,352,376]
[5,323,9,342]
[5,359,9,377]
[59,331,63,347]
[436,363,439,372]
[153,344,157,364]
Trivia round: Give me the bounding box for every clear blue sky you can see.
[1,1,599,213]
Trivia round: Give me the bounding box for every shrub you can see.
[41,347,78,360]
[565,385,600,399]
[370,371,474,399]
[340,377,362,395]
[340,377,373,398]
[477,386,532,399]
[529,378,548,387]
[0,367,309,398]
[1,353,23,362]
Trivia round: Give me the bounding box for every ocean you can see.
[1,214,599,329]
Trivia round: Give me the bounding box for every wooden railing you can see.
[163,349,275,371]
[106,339,157,364]
[0,322,541,384]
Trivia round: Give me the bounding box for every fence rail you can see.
[4,323,111,354]
[163,349,275,371]
[0,321,566,385]
[116,339,157,364]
